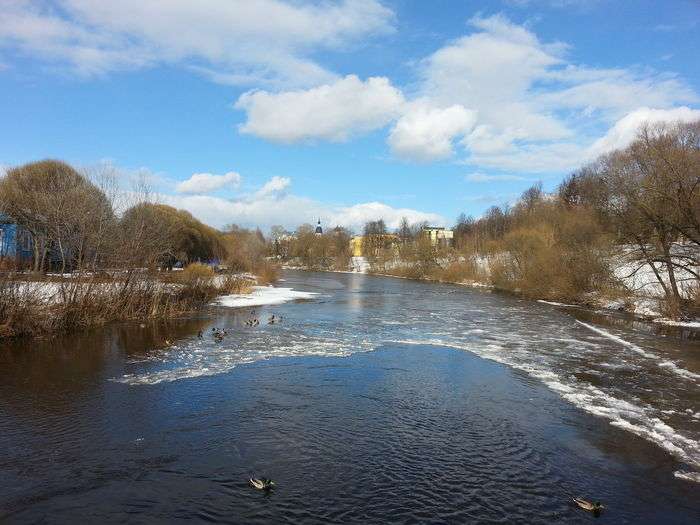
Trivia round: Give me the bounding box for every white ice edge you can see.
[537,299,579,308]
[653,318,700,329]
[576,320,699,382]
[215,286,318,308]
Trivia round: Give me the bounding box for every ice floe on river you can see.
[216,286,317,307]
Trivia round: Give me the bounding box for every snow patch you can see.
[654,318,700,329]
[216,286,317,308]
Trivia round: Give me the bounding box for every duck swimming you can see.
[249,478,275,491]
[573,497,604,515]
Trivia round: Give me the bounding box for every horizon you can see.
[1,0,699,232]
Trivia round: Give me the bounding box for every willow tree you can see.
[119,203,226,269]
[0,160,114,272]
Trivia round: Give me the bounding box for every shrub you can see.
[219,274,254,294]
[179,263,215,285]
[254,260,280,284]
[435,260,479,283]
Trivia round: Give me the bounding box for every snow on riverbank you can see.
[216,286,317,308]
[6,273,257,305]
[8,280,182,304]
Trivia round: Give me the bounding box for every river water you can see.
[1,270,699,523]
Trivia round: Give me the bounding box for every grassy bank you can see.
[370,254,699,325]
[0,264,256,340]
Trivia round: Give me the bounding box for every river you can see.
[1,270,699,523]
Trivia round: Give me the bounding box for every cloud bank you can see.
[233,14,698,171]
[176,171,241,194]
[0,0,394,87]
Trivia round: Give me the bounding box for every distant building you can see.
[349,234,399,257]
[0,214,33,268]
[315,219,323,236]
[422,226,454,247]
[350,236,364,257]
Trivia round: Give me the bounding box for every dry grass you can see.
[254,259,280,285]
[431,260,483,284]
[0,268,254,340]
[219,274,254,294]
[179,262,215,284]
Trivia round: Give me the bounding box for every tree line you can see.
[451,121,699,317]
[0,159,274,277]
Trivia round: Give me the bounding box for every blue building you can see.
[0,214,33,268]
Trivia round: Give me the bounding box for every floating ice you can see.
[216,286,318,308]
[537,299,579,308]
[576,320,660,359]
[674,470,700,483]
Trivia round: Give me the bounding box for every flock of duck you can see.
[193,310,282,343]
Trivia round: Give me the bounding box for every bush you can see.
[254,260,280,284]
[218,274,254,294]
[179,263,215,285]
[434,260,480,283]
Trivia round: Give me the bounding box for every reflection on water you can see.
[1,270,699,523]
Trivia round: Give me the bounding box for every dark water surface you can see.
[1,270,699,523]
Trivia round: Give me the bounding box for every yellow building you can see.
[349,234,400,257]
[350,236,364,257]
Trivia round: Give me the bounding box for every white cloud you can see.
[161,173,444,231]
[538,66,698,118]
[588,106,700,157]
[467,142,588,173]
[420,14,571,143]
[176,171,241,194]
[255,176,291,198]
[3,7,698,175]
[465,173,526,183]
[388,102,477,162]
[327,202,443,230]
[234,14,698,171]
[416,14,698,172]
[0,0,394,86]
[236,75,405,142]
[161,192,443,232]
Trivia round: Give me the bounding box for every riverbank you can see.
[0,269,258,340]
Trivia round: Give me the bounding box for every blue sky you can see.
[1,0,699,232]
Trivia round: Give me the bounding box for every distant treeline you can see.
[273,121,699,318]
